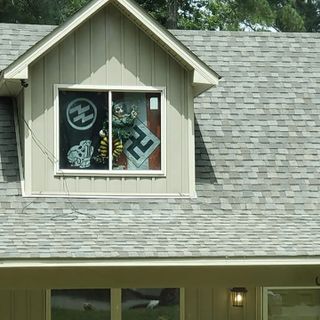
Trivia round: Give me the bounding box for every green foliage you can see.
[0,0,91,24]
[276,2,306,31]
[0,0,319,32]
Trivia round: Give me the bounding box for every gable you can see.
[0,0,220,95]
[21,3,196,197]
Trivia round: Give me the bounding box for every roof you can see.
[0,0,220,91]
[0,23,56,72]
[1,27,320,261]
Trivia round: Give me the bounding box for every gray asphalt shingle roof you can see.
[0,23,56,71]
[0,26,320,259]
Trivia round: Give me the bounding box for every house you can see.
[0,0,320,318]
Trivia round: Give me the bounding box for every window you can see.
[122,288,180,320]
[55,85,165,176]
[51,289,111,320]
[50,288,181,320]
[264,287,320,320]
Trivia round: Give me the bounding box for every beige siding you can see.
[0,290,46,320]
[185,287,261,320]
[0,288,259,320]
[2,265,319,320]
[25,4,193,196]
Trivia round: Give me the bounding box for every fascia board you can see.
[3,0,220,87]
[0,257,320,268]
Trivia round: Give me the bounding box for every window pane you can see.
[59,90,109,170]
[268,289,320,320]
[122,288,179,320]
[111,92,161,171]
[51,289,111,320]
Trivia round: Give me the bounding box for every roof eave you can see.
[3,0,220,93]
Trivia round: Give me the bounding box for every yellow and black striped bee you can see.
[95,129,124,164]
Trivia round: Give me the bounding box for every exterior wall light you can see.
[230,287,247,307]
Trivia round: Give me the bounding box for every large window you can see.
[50,288,181,320]
[264,287,320,320]
[122,288,180,320]
[51,289,111,320]
[55,86,164,175]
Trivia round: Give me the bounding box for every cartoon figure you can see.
[94,102,137,165]
[67,140,94,168]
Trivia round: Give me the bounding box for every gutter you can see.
[0,257,320,268]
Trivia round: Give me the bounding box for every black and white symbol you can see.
[67,140,94,168]
[66,98,97,131]
[124,120,160,168]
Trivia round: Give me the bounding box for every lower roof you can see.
[0,31,320,260]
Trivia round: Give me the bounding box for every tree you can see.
[0,0,319,32]
[0,0,91,24]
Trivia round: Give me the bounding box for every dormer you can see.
[1,0,220,197]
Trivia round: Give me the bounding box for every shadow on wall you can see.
[0,98,20,183]
[195,116,217,184]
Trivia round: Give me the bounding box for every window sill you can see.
[54,169,166,178]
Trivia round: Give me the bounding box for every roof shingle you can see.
[0,27,320,259]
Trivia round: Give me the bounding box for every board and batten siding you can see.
[23,4,193,197]
[0,289,46,320]
[0,288,261,320]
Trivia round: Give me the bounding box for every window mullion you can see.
[108,91,113,171]
[111,288,121,320]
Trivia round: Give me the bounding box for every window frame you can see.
[262,286,320,320]
[54,84,166,177]
[46,287,184,320]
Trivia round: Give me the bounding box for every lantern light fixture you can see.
[230,287,247,307]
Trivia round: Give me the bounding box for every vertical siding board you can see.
[0,290,12,320]
[106,5,122,85]
[199,288,213,320]
[75,21,91,85]
[166,57,182,193]
[13,290,28,320]
[122,178,137,194]
[44,47,60,193]
[213,287,229,320]
[187,71,196,197]
[76,22,91,81]
[185,288,199,320]
[59,34,75,84]
[91,8,107,84]
[138,29,152,86]
[123,16,138,85]
[246,287,258,320]
[30,58,45,192]
[29,290,45,320]
[181,69,189,194]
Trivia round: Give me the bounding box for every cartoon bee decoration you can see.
[95,129,124,165]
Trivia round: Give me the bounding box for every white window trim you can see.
[54,84,166,177]
[262,286,320,320]
[46,287,184,320]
